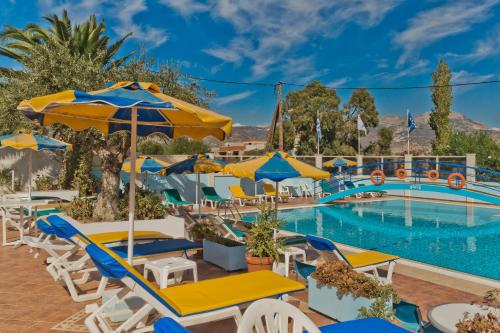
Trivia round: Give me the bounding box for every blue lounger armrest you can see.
[154,318,190,333]
[109,239,202,259]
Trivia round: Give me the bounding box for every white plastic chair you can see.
[237,299,320,333]
[298,182,313,198]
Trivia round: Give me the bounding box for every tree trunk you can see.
[93,133,130,221]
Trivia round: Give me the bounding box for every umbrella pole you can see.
[196,172,201,217]
[275,181,279,220]
[127,107,138,264]
[28,150,32,199]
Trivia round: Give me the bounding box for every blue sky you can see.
[1,0,500,127]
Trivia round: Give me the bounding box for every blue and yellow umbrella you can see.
[0,131,72,197]
[223,151,329,210]
[121,155,170,174]
[323,157,357,169]
[18,81,232,140]
[164,155,226,214]
[18,82,233,263]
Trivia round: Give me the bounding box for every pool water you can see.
[242,200,500,280]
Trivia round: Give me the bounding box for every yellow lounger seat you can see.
[161,270,304,316]
[344,251,400,269]
[229,185,257,200]
[88,231,171,244]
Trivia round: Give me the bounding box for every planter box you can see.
[203,239,247,271]
[308,277,392,322]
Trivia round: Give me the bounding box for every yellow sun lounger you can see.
[87,230,172,244]
[306,235,399,283]
[84,242,305,332]
[229,185,258,206]
[263,183,290,203]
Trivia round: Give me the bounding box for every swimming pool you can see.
[242,200,500,280]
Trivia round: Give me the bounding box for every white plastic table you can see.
[278,246,306,277]
[427,303,500,333]
[143,257,198,288]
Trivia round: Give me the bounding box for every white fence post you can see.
[315,154,322,169]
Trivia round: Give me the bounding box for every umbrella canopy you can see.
[0,131,72,198]
[121,155,170,174]
[0,131,72,152]
[164,155,226,176]
[323,157,357,169]
[18,81,232,140]
[164,155,226,215]
[223,151,329,182]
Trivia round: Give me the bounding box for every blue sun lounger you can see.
[306,235,399,283]
[153,313,410,333]
[84,241,304,331]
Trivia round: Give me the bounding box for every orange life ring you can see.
[448,173,465,189]
[395,169,407,179]
[427,169,440,181]
[370,170,385,185]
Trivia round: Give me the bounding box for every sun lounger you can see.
[84,242,304,332]
[38,215,201,302]
[306,235,399,283]
[155,299,411,333]
[263,183,290,203]
[343,180,364,199]
[206,214,246,242]
[229,185,258,206]
[201,186,230,208]
[163,189,193,208]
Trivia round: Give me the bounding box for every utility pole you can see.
[277,81,284,151]
[265,81,284,152]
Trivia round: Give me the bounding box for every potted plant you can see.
[245,203,282,272]
[456,289,499,333]
[203,234,247,271]
[308,261,399,322]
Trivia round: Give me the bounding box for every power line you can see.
[185,74,500,90]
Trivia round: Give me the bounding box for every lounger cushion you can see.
[109,239,202,259]
[318,318,408,332]
[344,251,399,268]
[88,231,172,244]
[154,318,190,333]
[161,270,304,316]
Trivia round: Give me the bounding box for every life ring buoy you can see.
[395,169,407,179]
[448,173,465,189]
[427,169,440,181]
[370,170,385,185]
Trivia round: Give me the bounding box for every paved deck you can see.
[0,233,482,333]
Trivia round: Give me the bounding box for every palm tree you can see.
[0,10,133,74]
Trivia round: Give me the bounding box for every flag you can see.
[316,113,322,142]
[357,115,367,135]
[408,112,416,133]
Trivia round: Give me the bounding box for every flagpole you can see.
[317,109,320,155]
[358,129,361,155]
[406,109,410,155]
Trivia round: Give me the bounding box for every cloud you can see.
[158,0,211,17]
[327,77,351,88]
[451,70,496,94]
[162,0,400,80]
[371,59,430,81]
[446,25,500,62]
[394,0,499,65]
[37,0,168,47]
[213,90,256,106]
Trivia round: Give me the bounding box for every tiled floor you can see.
[0,196,486,332]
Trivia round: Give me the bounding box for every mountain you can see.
[222,112,499,154]
[363,112,500,154]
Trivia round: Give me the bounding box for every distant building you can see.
[212,141,267,156]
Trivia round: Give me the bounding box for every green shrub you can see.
[312,261,399,321]
[65,197,94,221]
[0,169,12,187]
[138,139,165,155]
[118,186,166,220]
[72,157,97,196]
[35,175,55,191]
[246,203,283,261]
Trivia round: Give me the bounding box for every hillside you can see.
[223,112,499,154]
